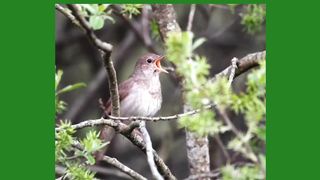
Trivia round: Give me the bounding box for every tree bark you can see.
[152,4,211,179]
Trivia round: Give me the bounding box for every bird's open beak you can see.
[154,56,168,73]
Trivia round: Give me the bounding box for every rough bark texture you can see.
[152,5,181,41]
[184,106,211,179]
[152,4,211,179]
[216,50,266,79]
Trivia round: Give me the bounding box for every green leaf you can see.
[80,4,99,15]
[86,154,95,165]
[56,82,86,95]
[103,15,115,24]
[89,16,104,30]
[98,4,108,12]
[55,70,63,91]
[192,37,206,51]
[121,4,143,19]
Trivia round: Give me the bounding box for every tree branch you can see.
[120,126,177,180]
[139,121,164,180]
[102,156,147,180]
[56,119,176,179]
[187,4,196,31]
[66,3,121,164]
[64,31,136,122]
[228,57,238,87]
[67,4,119,116]
[213,50,266,81]
[111,5,158,54]
[55,4,81,28]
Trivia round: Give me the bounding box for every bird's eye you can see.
[146,59,152,63]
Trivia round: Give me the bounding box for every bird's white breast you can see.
[120,82,162,117]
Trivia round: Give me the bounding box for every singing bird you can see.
[97,53,168,160]
[103,53,168,118]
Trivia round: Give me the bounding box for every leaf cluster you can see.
[55,70,107,179]
[78,4,114,30]
[165,30,266,179]
[120,4,143,19]
[55,121,108,180]
[240,4,266,34]
[55,70,86,114]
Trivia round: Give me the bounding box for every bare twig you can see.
[214,135,231,163]
[107,103,215,122]
[139,122,164,180]
[56,119,176,179]
[90,165,134,179]
[67,4,120,162]
[120,126,177,180]
[102,156,147,180]
[228,57,238,87]
[218,108,265,175]
[111,5,158,54]
[55,4,81,28]
[56,137,146,180]
[67,4,119,116]
[65,31,136,122]
[141,6,154,51]
[67,5,113,52]
[187,4,196,31]
[213,50,266,81]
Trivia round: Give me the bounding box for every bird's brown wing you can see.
[103,77,135,116]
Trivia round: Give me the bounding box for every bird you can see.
[96,53,168,160]
[103,53,168,118]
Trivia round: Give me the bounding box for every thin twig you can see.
[139,122,164,180]
[111,5,157,54]
[187,4,196,31]
[67,5,119,116]
[218,107,265,174]
[102,156,147,180]
[64,31,136,122]
[66,4,120,162]
[213,50,266,81]
[56,138,146,180]
[228,57,238,87]
[56,104,216,132]
[107,103,215,122]
[121,126,177,180]
[56,120,176,179]
[214,135,231,163]
[67,5,113,52]
[141,6,157,53]
[55,4,81,28]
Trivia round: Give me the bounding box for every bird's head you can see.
[133,53,168,78]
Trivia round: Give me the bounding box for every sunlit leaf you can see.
[192,37,206,51]
[89,16,104,30]
[56,82,86,95]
